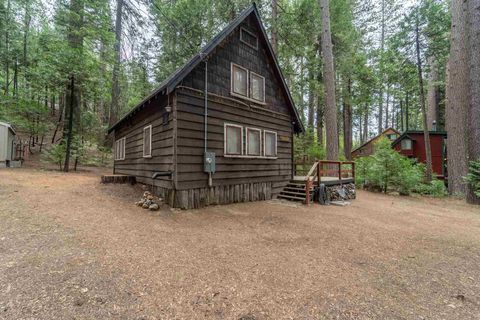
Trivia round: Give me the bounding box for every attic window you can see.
[240,27,258,50]
[401,138,412,150]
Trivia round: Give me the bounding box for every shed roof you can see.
[0,121,16,135]
[108,3,303,134]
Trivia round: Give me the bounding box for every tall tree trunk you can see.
[446,0,469,195]
[400,99,404,131]
[427,55,439,130]
[318,0,338,161]
[415,13,433,182]
[405,91,410,130]
[64,76,75,172]
[466,0,480,204]
[363,104,368,142]
[271,0,278,53]
[343,77,352,160]
[109,0,124,127]
[307,64,315,129]
[4,0,10,95]
[377,0,386,134]
[385,85,390,129]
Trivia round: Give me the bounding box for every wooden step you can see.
[277,194,306,201]
[280,190,307,196]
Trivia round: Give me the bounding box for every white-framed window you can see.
[240,27,258,50]
[143,125,152,157]
[114,137,126,161]
[225,123,243,156]
[231,63,248,97]
[231,63,265,104]
[250,72,265,102]
[264,130,277,157]
[401,138,412,150]
[246,127,261,156]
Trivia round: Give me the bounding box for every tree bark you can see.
[318,0,338,161]
[415,12,433,182]
[427,55,439,130]
[363,104,368,142]
[343,77,352,160]
[466,0,480,204]
[64,76,75,172]
[271,0,278,53]
[378,0,386,134]
[109,0,124,127]
[446,0,469,195]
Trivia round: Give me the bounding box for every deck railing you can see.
[303,160,355,205]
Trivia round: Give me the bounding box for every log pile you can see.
[135,191,162,211]
[326,183,356,201]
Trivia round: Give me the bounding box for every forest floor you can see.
[1,167,480,320]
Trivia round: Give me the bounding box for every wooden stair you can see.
[277,182,314,203]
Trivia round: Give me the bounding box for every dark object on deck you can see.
[318,184,328,205]
[391,130,448,179]
[107,4,304,209]
[101,175,136,185]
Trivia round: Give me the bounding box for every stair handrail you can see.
[304,161,319,205]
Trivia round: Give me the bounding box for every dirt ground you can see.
[0,168,479,320]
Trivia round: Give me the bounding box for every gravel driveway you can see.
[0,168,479,319]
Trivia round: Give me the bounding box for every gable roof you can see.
[0,121,16,135]
[351,127,399,153]
[391,130,447,147]
[108,3,304,134]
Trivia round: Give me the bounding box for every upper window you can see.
[115,137,126,161]
[240,27,258,50]
[264,131,277,157]
[401,138,412,150]
[225,124,243,155]
[143,125,152,157]
[387,133,397,140]
[232,64,248,97]
[231,63,265,103]
[250,72,265,102]
[246,128,261,156]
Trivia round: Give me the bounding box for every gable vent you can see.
[240,27,258,50]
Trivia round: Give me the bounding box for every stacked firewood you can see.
[135,191,162,211]
[326,183,356,201]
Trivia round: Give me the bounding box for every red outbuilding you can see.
[391,130,447,179]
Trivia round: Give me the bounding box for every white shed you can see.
[0,121,16,167]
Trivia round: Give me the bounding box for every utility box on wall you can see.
[204,151,216,173]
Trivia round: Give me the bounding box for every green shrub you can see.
[414,179,448,197]
[355,138,423,195]
[466,160,480,197]
[41,143,66,170]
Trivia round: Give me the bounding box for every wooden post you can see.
[317,161,321,186]
[351,162,355,179]
[338,162,342,182]
[305,179,311,205]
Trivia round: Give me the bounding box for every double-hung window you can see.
[401,138,412,151]
[246,128,261,156]
[231,63,265,103]
[115,137,125,161]
[264,131,277,157]
[143,125,152,157]
[232,64,248,97]
[225,124,243,156]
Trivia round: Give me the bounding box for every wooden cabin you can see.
[107,4,304,209]
[391,130,447,179]
[351,128,399,158]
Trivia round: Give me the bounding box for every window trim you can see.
[249,71,265,103]
[246,127,262,156]
[231,63,249,97]
[114,137,126,161]
[263,130,278,158]
[224,123,243,156]
[240,27,258,50]
[143,125,152,158]
[401,138,413,151]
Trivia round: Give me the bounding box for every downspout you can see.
[203,56,213,187]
